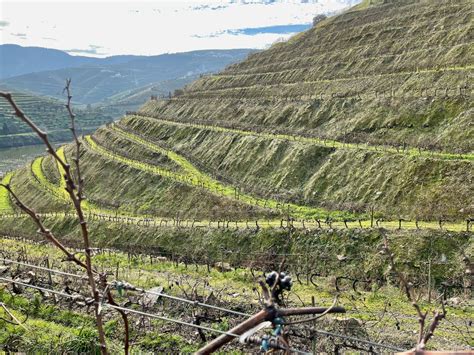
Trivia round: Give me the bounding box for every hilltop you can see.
[0,44,141,79]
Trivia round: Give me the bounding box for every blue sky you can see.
[0,0,360,57]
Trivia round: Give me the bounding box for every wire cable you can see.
[1,258,89,280]
[0,258,250,317]
[0,276,309,354]
[309,329,406,352]
[0,259,416,352]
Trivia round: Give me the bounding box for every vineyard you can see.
[0,91,116,148]
[145,0,473,154]
[0,233,472,352]
[1,0,473,353]
[1,120,472,230]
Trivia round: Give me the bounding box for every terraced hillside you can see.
[143,0,473,153]
[0,3,473,352]
[119,0,472,221]
[2,0,473,225]
[0,91,115,148]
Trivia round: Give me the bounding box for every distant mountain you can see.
[0,47,256,104]
[0,44,142,79]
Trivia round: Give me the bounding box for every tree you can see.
[312,14,327,27]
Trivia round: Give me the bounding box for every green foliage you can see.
[3,1,473,223]
[119,115,473,220]
[126,0,473,221]
[140,333,196,353]
[1,215,470,288]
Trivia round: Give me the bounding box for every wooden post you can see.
[45,258,53,285]
[370,206,374,228]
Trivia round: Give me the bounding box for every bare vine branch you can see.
[63,79,84,200]
[0,84,111,354]
[0,183,87,270]
[382,234,446,351]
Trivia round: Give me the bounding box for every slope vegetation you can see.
[143,0,473,153]
[125,0,473,220]
[2,0,473,223]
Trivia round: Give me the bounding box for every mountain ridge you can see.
[0,44,142,79]
[0,47,257,104]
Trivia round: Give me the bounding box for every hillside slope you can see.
[117,0,471,220]
[142,0,473,153]
[4,0,473,222]
[0,90,117,148]
[0,44,141,79]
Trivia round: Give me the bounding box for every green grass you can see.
[4,133,466,230]
[131,115,474,162]
[2,0,472,228]
[31,156,69,201]
[85,131,361,220]
[119,114,473,222]
[139,0,473,154]
[0,172,14,213]
[0,135,468,230]
[55,148,68,192]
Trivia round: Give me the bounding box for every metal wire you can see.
[0,276,310,354]
[0,258,415,352]
[310,329,406,352]
[0,258,249,317]
[1,258,89,280]
[0,276,239,336]
[0,276,84,299]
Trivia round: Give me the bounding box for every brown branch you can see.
[100,276,130,355]
[382,234,446,351]
[259,280,273,308]
[196,309,272,355]
[0,87,109,354]
[283,296,339,325]
[64,79,84,200]
[417,299,446,351]
[278,305,345,317]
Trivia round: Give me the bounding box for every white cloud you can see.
[0,0,359,57]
